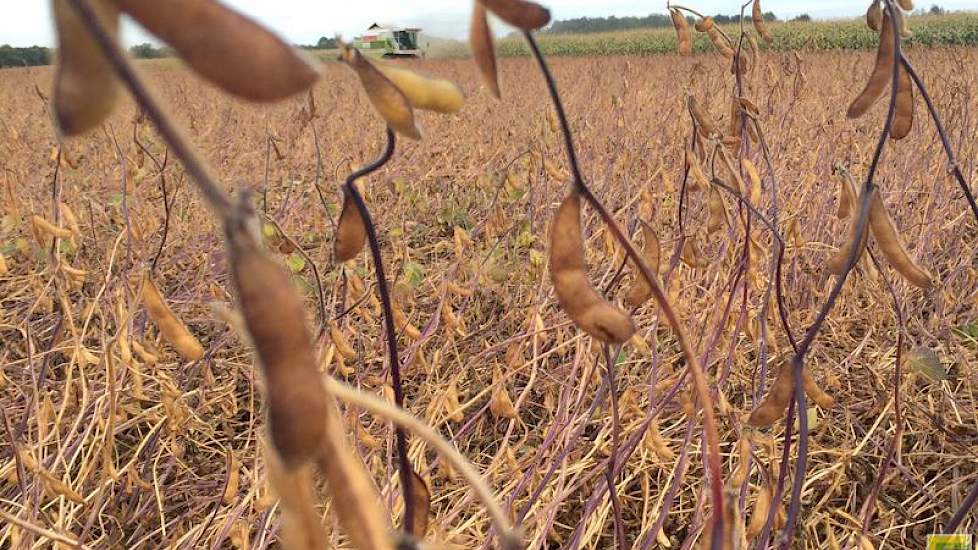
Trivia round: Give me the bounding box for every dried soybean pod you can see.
[894,5,912,37]
[801,370,836,409]
[625,222,660,307]
[337,41,421,140]
[827,186,870,275]
[896,0,913,10]
[848,9,894,118]
[837,173,857,219]
[695,17,714,32]
[686,145,710,190]
[868,191,933,288]
[752,0,773,43]
[890,65,914,140]
[52,0,120,136]
[748,361,794,427]
[141,273,204,361]
[31,215,74,241]
[549,192,635,344]
[334,192,367,262]
[114,0,318,101]
[707,186,727,234]
[671,9,692,56]
[406,468,431,538]
[480,0,551,31]
[688,96,717,137]
[470,2,501,99]
[225,212,328,467]
[742,158,762,205]
[374,64,464,113]
[747,486,772,540]
[707,25,735,58]
[731,434,752,488]
[866,0,882,32]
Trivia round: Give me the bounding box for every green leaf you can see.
[108,192,123,206]
[286,253,306,273]
[951,324,978,343]
[404,261,425,289]
[907,347,948,382]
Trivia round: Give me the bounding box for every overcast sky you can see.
[2,1,973,47]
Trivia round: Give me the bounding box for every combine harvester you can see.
[354,23,422,58]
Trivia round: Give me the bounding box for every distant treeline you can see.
[0,42,173,68]
[544,12,778,34]
[0,45,50,68]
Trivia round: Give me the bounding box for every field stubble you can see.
[0,46,977,548]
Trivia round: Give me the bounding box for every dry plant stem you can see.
[946,481,978,534]
[603,346,625,550]
[65,0,232,220]
[779,5,902,548]
[323,377,523,550]
[858,250,905,537]
[523,30,725,538]
[342,127,417,533]
[900,54,978,224]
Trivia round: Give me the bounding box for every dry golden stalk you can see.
[114,0,319,101]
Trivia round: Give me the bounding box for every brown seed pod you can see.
[141,273,205,361]
[890,65,914,140]
[375,64,464,114]
[334,191,367,262]
[549,192,635,344]
[470,2,501,99]
[836,172,857,219]
[686,145,710,190]
[695,16,715,32]
[748,361,793,427]
[52,0,121,136]
[479,0,551,31]
[847,9,894,118]
[746,486,772,540]
[868,190,933,288]
[742,159,762,205]
[225,211,328,468]
[31,215,74,242]
[866,0,882,31]
[801,370,836,409]
[894,5,912,37]
[671,9,692,56]
[752,0,773,42]
[896,0,913,10]
[688,96,717,137]
[406,468,431,539]
[706,25,735,58]
[731,434,752,488]
[337,41,421,140]
[827,187,870,275]
[115,0,318,102]
[707,186,728,234]
[625,222,660,307]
